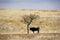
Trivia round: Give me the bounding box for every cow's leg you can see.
[38,29,39,33]
[33,31,34,34]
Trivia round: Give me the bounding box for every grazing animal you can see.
[30,27,39,33]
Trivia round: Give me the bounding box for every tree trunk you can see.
[27,20,32,34]
[27,24,29,34]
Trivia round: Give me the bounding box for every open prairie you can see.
[0,9,60,34]
[0,9,60,40]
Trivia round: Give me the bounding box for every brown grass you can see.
[0,33,60,40]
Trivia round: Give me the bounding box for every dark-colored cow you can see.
[30,27,39,33]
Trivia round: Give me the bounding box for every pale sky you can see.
[0,0,60,10]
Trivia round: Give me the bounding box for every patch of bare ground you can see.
[0,33,60,40]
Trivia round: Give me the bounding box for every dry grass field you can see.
[0,9,60,40]
[0,9,60,33]
[0,33,60,40]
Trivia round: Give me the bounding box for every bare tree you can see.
[22,14,39,34]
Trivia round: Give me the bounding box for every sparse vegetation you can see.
[0,9,60,40]
[0,9,60,34]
